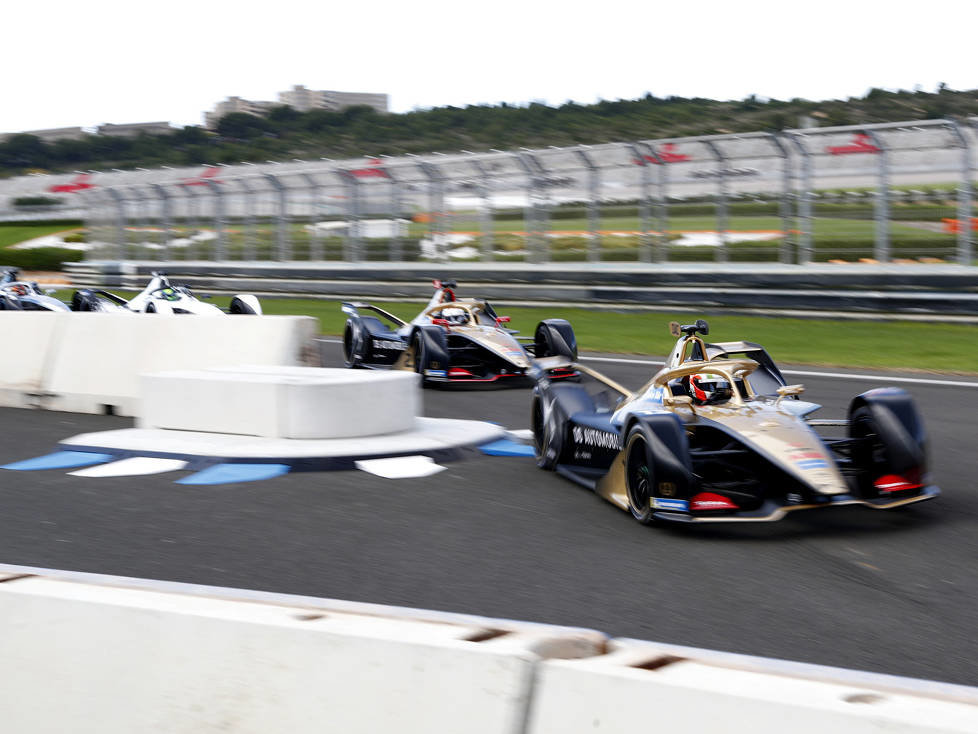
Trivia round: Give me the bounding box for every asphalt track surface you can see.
[1,342,977,687]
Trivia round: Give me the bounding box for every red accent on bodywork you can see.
[496,316,511,323]
[448,367,475,377]
[691,492,739,511]
[873,474,923,493]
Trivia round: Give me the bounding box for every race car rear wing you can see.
[341,302,407,327]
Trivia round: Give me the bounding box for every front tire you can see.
[624,426,656,524]
[531,390,565,470]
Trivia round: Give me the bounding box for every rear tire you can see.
[343,321,362,368]
[412,331,427,382]
[624,426,656,525]
[534,319,578,361]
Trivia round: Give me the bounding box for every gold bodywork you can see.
[393,299,530,372]
[588,357,849,513]
[555,329,936,521]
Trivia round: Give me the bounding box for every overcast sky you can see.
[3,0,975,133]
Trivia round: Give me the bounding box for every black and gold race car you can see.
[341,280,577,386]
[531,320,938,524]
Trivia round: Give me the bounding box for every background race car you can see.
[341,279,577,386]
[532,319,937,524]
[0,269,69,311]
[70,272,262,315]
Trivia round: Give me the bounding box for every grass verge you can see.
[255,297,978,375]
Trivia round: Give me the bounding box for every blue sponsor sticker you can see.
[796,459,829,470]
[424,369,447,377]
[652,498,689,512]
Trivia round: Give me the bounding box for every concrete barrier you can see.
[527,638,978,734]
[0,567,975,734]
[140,366,419,438]
[0,313,64,408]
[0,312,319,415]
[0,570,602,734]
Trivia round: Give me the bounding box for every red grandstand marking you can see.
[826,133,880,155]
[48,173,96,193]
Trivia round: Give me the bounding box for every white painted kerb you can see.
[140,366,419,439]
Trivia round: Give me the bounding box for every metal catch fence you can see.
[22,117,978,265]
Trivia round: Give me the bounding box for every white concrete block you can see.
[139,366,419,438]
[0,312,65,407]
[0,576,543,734]
[7,313,318,416]
[527,639,978,734]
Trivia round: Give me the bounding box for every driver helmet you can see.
[440,307,468,325]
[160,287,180,302]
[690,373,733,405]
[9,284,28,296]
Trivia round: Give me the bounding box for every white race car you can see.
[72,272,262,315]
[0,269,70,311]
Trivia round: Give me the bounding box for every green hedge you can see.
[0,247,84,271]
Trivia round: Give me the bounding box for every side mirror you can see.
[496,316,511,323]
[776,384,805,406]
[664,395,693,408]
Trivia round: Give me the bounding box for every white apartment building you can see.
[205,85,389,129]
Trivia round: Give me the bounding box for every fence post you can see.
[948,119,974,265]
[204,179,226,261]
[863,129,890,263]
[300,173,324,261]
[703,140,729,262]
[380,161,403,262]
[517,151,550,263]
[262,173,289,261]
[574,147,601,263]
[416,161,445,262]
[235,177,258,261]
[769,134,794,264]
[103,187,126,260]
[335,171,362,262]
[471,158,494,261]
[149,184,172,260]
[628,143,658,263]
[787,133,814,264]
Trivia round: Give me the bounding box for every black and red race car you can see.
[341,280,578,387]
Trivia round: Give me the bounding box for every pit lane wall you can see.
[0,567,974,734]
[0,312,319,416]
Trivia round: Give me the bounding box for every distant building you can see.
[278,85,389,114]
[204,96,279,129]
[205,85,389,129]
[2,126,87,142]
[97,122,174,137]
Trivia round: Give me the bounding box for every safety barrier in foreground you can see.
[0,567,974,734]
[0,313,319,416]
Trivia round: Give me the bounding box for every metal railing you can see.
[11,117,977,265]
